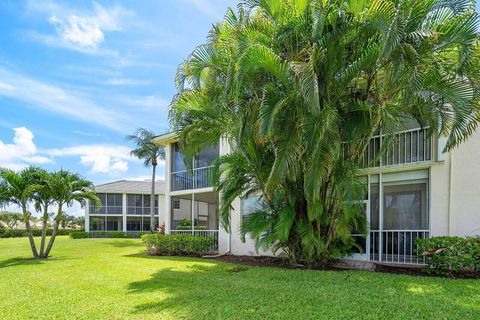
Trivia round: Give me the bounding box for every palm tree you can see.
[127,128,165,232]
[43,170,100,258]
[0,167,43,257]
[170,0,480,264]
[33,168,55,257]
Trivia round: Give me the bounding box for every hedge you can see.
[142,234,215,256]
[417,236,480,276]
[69,231,150,239]
[0,228,79,238]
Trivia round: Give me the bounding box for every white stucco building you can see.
[85,126,480,265]
[152,126,480,265]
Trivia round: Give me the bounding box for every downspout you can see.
[448,151,453,236]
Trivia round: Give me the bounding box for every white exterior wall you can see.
[158,129,480,257]
[448,130,480,236]
[429,130,480,237]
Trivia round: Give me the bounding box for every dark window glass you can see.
[172,143,189,172]
[195,144,219,168]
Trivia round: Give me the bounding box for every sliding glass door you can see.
[369,170,430,264]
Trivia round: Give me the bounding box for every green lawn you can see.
[0,237,479,320]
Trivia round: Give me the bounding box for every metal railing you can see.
[364,127,432,168]
[171,166,215,191]
[126,207,159,215]
[89,206,123,215]
[370,230,429,264]
[170,229,219,252]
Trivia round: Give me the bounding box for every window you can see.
[172,143,189,173]
[241,195,262,222]
[383,182,428,230]
[90,193,122,215]
[368,172,428,231]
[195,144,219,168]
[127,194,158,215]
[173,199,181,210]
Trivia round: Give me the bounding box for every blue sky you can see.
[0,0,236,193]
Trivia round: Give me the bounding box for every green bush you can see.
[0,228,80,238]
[0,224,4,237]
[176,218,208,230]
[69,231,150,239]
[176,225,207,231]
[69,231,89,239]
[142,234,215,256]
[417,237,480,276]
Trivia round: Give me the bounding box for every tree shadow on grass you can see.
[104,239,144,248]
[0,256,72,269]
[126,262,480,320]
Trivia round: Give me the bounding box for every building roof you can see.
[153,131,179,146]
[94,180,166,194]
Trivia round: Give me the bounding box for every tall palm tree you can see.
[127,128,165,232]
[33,168,55,257]
[43,170,100,258]
[170,0,480,264]
[0,167,43,258]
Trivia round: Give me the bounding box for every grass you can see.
[0,237,479,320]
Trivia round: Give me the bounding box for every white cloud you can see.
[27,1,131,50]
[0,127,138,176]
[0,67,133,133]
[0,127,53,170]
[46,145,136,175]
[118,94,170,110]
[185,0,225,20]
[105,78,152,86]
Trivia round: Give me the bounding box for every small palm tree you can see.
[127,128,165,232]
[43,170,100,258]
[0,167,43,257]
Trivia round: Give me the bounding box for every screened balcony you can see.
[89,193,123,215]
[363,127,432,168]
[170,143,218,192]
[170,192,219,252]
[126,194,159,215]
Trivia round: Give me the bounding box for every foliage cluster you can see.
[142,233,215,256]
[170,0,480,265]
[417,236,480,276]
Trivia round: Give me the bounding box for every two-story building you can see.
[86,180,168,233]
[153,125,480,265]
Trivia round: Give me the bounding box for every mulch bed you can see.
[207,254,480,279]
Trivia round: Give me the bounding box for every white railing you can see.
[171,166,215,191]
[170,229,219,252]
[89,206,123,215]
[370,230,429,264]
[126,207,159,215]
[364,127,432,168]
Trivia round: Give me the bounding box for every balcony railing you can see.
[364,127,432,168]
[170,229,219,252]
[126,207,159,215]
[171,166,215,192]
[89,206,123,215]
[370,230,429,264]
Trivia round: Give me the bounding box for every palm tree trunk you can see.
[39,205,49,257]
[150,164,156,232]
[44,206,62,258]
[23,207,38,258]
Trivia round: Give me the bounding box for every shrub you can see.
[417,237,480,276]
[142,234,215,256]
[69,231,150,239]
[0,228,79,238]
[0,224,4,237]
[70,231,89,239]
